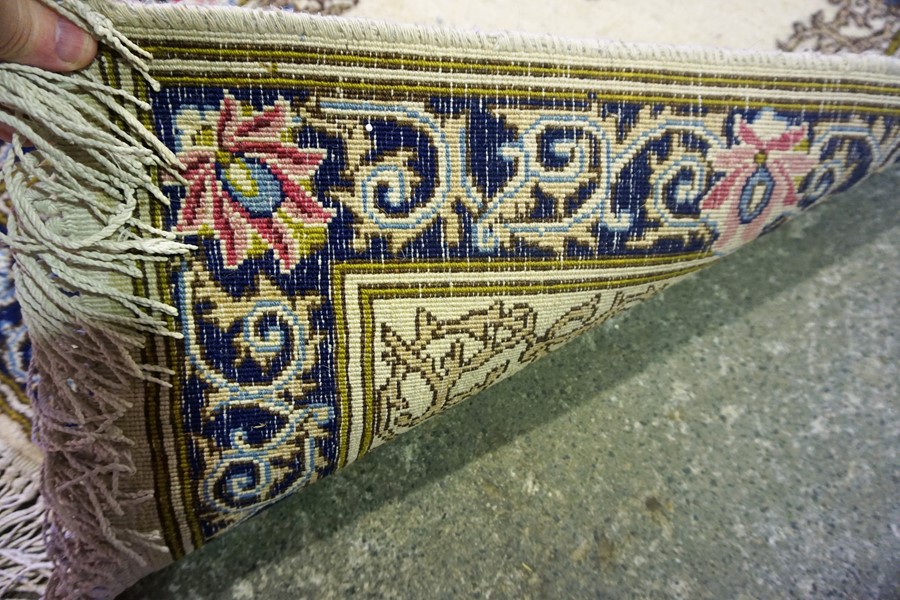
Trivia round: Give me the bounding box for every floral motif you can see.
[175,95,333,269]
[701,111,818,254]
[778,0,900,55]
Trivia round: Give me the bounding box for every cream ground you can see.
[345,0,827,49]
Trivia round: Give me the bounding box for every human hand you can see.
[1,0,98,141]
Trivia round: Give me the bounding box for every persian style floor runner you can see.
[0,0,897,597]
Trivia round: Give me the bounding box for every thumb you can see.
[0,0,97,71]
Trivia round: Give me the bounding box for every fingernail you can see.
[55,17,89,66]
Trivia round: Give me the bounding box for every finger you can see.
[0,0,97,71]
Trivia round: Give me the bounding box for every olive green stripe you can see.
[140,43,900,97]
[151,74,900,114]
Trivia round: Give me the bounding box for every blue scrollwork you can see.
[204,401,333,514]
[320,101,453,235]
[801,124,882,206]
[184,294,308,397]
[463,114,620,251]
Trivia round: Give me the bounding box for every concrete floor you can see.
[121,168,900,600]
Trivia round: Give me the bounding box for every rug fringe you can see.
[0,1,192,598]
[0,435,51,600]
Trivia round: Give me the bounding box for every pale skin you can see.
[0,0,98,141]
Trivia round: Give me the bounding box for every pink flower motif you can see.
[701,111,817,255]
[176,95,332,269]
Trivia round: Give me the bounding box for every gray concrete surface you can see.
[121,169,900,600]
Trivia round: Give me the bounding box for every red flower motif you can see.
[701,111,817,255]
[176,95,332,269]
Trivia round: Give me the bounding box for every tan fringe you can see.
[0,1,192,598]
[0,421,50,600]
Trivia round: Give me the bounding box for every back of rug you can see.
[0,1,897,598]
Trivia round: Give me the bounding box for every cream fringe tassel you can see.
[0,425,51,600]
[0,1,192,598]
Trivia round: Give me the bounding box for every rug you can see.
[0,0,897,597]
